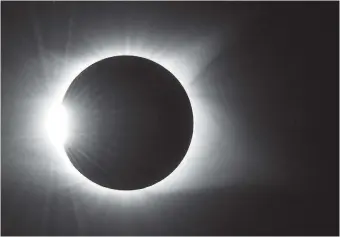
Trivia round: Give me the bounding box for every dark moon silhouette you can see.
[62,56,193,190]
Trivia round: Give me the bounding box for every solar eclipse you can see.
[47,56,193,190]
[3,2,338,235]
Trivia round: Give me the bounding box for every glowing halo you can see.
[44,46,215,198]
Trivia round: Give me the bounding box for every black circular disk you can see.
[62,56,193,190]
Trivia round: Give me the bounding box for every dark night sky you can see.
[1,1,339,236]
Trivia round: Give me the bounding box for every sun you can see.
[42,51,213,196]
